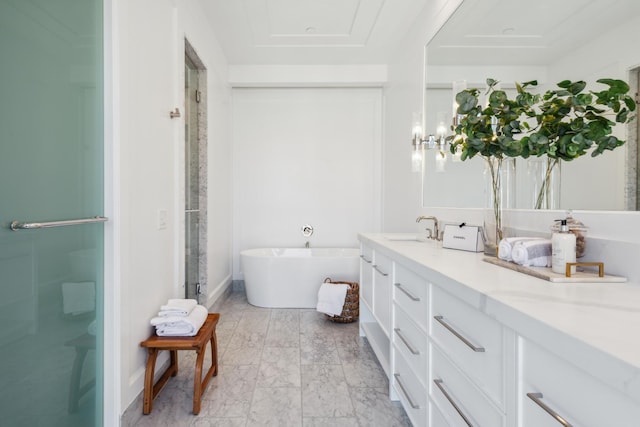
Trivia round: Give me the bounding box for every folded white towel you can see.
[316,283,349,317]
[151,304,208,336]
[498,237,545,261]
[511,239,552,267]
[158,299,198,316]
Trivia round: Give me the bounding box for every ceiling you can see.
[427,0,640,66]
[200,0,430,65]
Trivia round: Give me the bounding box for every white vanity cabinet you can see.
[518,338,640,427]
[391,263,430,427]
[358,233,640,427]
[359,243,391,375]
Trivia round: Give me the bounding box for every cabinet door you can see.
[519,338,640,427]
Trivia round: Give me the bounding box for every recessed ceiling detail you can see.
[243,0,385,46]
[200,0,432,65]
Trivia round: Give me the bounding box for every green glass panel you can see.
[0,0,104,425]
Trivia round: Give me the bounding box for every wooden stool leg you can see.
[143,348,159,415]
[210,329,218,376]
[193,345,207,414]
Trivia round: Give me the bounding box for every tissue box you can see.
[442,224,484,252]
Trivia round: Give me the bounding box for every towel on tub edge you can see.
[150,304,208,336]
[316,282,349,317]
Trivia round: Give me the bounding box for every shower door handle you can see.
[10,216,108,231]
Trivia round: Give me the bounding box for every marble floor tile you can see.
[256,346,301,387]
[301,364,354,418]
[300,332,340,365]
[302,417,359,426]
[201,365,258,418]
[247,386,302,426]
[350,387,412,427]
[130,291,409,427]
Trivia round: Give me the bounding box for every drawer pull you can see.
[394,328,420,355]
[373,265,388,276]
[434,379,473,426]
[433,315,485,352]
[393,373,421,409]
[527,392,573,427]
[395,283,420,301]
[360,254,372,264]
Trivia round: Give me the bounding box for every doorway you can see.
[184,41,208,301]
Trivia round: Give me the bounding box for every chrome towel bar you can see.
[10,216,108,231]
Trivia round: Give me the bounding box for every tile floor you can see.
[133,291,411,426]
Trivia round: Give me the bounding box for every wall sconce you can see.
[411,80,467,172]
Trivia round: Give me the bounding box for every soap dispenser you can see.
[551,219,577,274]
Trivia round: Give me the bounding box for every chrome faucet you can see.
[305,241,310,248]
[416,215,440,241]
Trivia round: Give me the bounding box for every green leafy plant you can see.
[448,77,635,248]
[450,78,636,162]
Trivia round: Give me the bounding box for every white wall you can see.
[232,88,383,279]
[113,0,232,414]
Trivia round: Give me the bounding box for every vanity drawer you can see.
[430,344,505,427]
[430,285,505,409]
[393,348,427,427]
[428,398,450,427]
[373,252,392,335]
[519,338,640,427]
[393,303,428,385]
[359,245,373,310]
[393,263,428,331]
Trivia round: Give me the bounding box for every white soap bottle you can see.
[551,219,576,274]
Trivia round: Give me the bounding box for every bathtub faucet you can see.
[305,241,310,248]
[416,215,440,241]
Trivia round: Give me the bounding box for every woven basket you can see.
[323,277,359,323]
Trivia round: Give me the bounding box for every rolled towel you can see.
[316,282,349,317]
[158,298,198,316]
[511,239,552,267]
[152,304,208,336]
[498,237,545,261]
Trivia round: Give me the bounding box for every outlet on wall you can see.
[157,209,168,230]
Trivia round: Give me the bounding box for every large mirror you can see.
[423,0,640,211]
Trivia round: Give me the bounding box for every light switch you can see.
[157,209,167,230]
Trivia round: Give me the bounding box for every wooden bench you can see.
[140,312,219,415]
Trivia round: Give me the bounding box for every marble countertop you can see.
[359,232,640,400]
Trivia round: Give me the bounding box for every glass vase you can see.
[528,157,561,209]
[483,157,516,257]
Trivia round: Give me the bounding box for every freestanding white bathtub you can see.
[240,248,359,308]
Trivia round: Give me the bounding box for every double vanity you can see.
[358,233,640,426]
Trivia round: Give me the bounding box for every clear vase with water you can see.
[483,157,516,257]
[528,156,561,209]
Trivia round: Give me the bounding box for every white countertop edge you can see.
[358,232,640,402]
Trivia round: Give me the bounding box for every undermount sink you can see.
[384,234,422,242]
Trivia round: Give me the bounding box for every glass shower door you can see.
[0,0,104,425]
